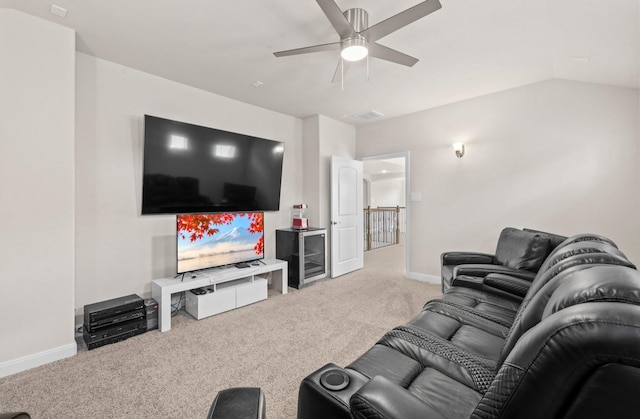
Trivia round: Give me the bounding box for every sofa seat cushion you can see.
[408,368,483,419]
[347,344,485,419]
[438,288,521,325]
[375,326,498,394]
[346,307,507,408]
[347,345,422,387]
[450,325,505,360]
[407,307,508,359]
[350,374,479,419]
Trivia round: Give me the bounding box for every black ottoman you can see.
[207,387,265,419]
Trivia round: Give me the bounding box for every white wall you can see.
[302,116,321,227]
[317,115,357,228]
[370,176,406,208]
[357,79,640,279]
[75,53,304,311]
[302,115,356,229]
[0,10,76,375]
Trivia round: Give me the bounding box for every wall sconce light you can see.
[452,143,465,158]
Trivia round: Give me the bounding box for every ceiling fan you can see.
[274,0,442,69]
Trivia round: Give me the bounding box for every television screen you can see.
[142,115,284,214]
[176,212,264,274]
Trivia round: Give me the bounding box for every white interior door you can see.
[330,155,363,278]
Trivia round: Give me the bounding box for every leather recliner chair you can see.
[298,264,640,419]
[440,227,565,293]
[346,265,640,419]
[297,232,639,419]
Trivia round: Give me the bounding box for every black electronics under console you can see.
[83,319,147,350]
[84,294,145,332]
[83,294,147,350]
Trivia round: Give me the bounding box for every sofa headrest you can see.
[556,233,618,250]
[523,228,568,250]
[494,227,551,272]
[543,265,640,318]
[528,248,634,300]
[538,240,631,275]
[498,254,636,366]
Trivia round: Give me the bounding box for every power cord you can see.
[171,291,185,316]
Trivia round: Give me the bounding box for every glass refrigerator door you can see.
[303,233,325,279]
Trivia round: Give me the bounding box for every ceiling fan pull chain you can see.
[366,54,370,82]
[341,58,345,92]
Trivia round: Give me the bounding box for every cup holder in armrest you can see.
[320,369,350,391]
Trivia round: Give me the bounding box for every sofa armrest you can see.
[441,252,496,266]
[451,275,485,290]
[350,376,448,419]
[484,273,532,298]
[449,275,524,302]
[454,264,537,280]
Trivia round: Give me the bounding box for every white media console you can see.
[151,258,288,332]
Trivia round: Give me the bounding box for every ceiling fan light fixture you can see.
[341,37,368,61]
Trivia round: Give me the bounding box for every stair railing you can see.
[363,206,405,251]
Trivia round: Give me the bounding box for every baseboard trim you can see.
[407,272,441,284]
[0,342,77,378]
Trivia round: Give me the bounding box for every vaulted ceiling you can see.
[2,0,638,124]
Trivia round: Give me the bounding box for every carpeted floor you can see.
[0,244,441,418]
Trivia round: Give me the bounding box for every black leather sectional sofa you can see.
[297,229,640,419]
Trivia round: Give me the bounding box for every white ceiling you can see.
[2,0,638,124]
[364,157,405,178]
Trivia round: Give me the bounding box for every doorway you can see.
[359,151,410,275]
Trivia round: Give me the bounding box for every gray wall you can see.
[75,53,304,311]
[0,10,76,375]
[303,115,357,229]
[357,79,640,279]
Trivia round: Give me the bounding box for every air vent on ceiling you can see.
[50,4,68,18]
[344,109,384,122]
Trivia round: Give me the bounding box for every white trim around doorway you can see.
[359,151,411,278]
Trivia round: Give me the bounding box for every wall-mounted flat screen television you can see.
[176,212,264,274]
[142,115,284,215]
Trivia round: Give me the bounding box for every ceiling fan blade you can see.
[274,42,341,57]
[368,43,419,67]
[360,0,442,42]
[316,0,356,39]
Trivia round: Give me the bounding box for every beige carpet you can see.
[0,244,441,418]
